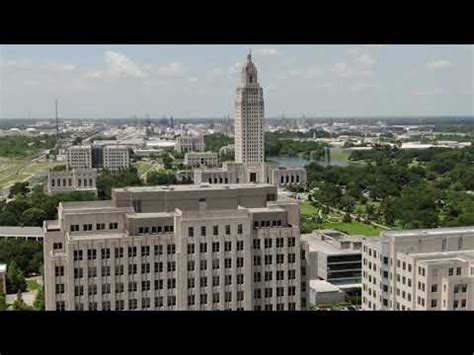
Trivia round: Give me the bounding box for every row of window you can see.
[187,274,244,288]
[70,222,118,233]
[254,303,297,311]
[73,245,175,261]
[253,254,296,266]
[254,270,297,282]
[254,286,297,298]
[187,241,244,253]
[137,225,174,235]
[253,237,295,249]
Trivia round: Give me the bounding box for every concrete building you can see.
[175,135,205,153]
[184,152,219,168]
[219,144,235,158]
[362,226,474,311]
[234,52,265,164]
[103,145,130,172]
[66,145,92,170]
[0,226,44,242]
[309,279,345,306]
[0,264,7,294]
[47,168,98,196]
[301,230,363,298]
[43,184,308,311]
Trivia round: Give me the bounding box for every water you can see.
[267,152,350,168]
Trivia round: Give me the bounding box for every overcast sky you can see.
[0,45,472,119]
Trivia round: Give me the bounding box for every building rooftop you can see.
[0,264,7,273]
[309,279,342,293]
[113,183,276,193]
[383,226,474,239]
[301,233,363,255]
[60,200,114,211]
[0,226,44,237]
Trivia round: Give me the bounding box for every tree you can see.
[9,182,29,198]
[342,213,352,223]
[12,291,31,311]
[19,207,48,227]
[6,261,27,294]
[147,171,177,185]
[0,282,6,311]
[34,286,45,311]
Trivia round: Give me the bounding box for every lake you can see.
[268,149,350,168]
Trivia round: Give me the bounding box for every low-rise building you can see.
[0,226,44,242]
[47,168,98,196]
[184,152,219,168]
[175,135,205,153]
[309,279,346,306]
[66,145,92,169]
[362,226,474,311]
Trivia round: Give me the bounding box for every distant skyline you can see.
[0,45,472,119]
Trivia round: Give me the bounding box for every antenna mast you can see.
[55,98,60,155]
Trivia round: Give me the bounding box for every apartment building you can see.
[103,145,130,172]
[362,226,474,310]
[47,168,98,196]
[43,184,308,311]
[184,152,219,168]
[175,135,205,153]
[66,145,92,169]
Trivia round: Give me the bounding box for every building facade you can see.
[184,152,219,168]
[103,145,130,172]
[66,145,92,169]
[175,135,205,153]
[47,168,98,196]
[0,264,6,294]
[234,52,265,164]
[43,184,308,311]
[362,227,474,311]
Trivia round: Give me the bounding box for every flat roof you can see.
[0,264,6,272]
[383,226,474,239]
[0,226,44,237]
[309,280,342,293]
[301,234,362,255]
[60,200,114,210]
[113,183,276,193]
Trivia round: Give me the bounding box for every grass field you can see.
[317,222,382,236]
[330,149,351,162]
[26,278,41,292]
[300,202,318,216]
[133,161,164,179]
[0,158,58,189]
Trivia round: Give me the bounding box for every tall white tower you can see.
[234,51,265,164]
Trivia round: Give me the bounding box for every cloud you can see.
[40,63,78,72]
[86,50,146,80]
[229,62,242,75]
[355,53,376,66]
[253,48,283,56]
[331,61,374,78]
[155,62,186,77]
[362,44,389,49]
[187,76,198,83]
[1,58,33,70]
[24,80,40,87]
[426,59,452,70]
[412,87,445,96]
[350,82,378,92]
[278,65,323,80]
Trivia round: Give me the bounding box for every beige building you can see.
[219,144,235,158]
[43,184,308,311]
[184,152,219,168]
[175,135,205,153]
[0,264,6,294]
[66,145,92,170]
[362,226,474,311]
[47,168,98,196]
[234,52,264,164]
[103,145,130,172]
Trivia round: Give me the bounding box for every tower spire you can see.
[247,49,252,62]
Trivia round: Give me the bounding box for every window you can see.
[101,248,111,259]
[200,243,207,254]
[288,254,296,263]
[56,302,66,311]
[201,226,206,237]
[101,266,111,277]
[237,241,244,251]
[213,293,220,303]
[264,271,272,282]
[288,286,296,296]
[277,270,284,281]
[212,242,220,253]
[461,299,466,308]
[97,223,105,231]
[265,288,273,298]
[276,238,284,248]
[88,267,97,278]
[212,259,220,270]
[141,246,150,257]
[212,275,220,287]
[73,250,83,261]
[225,292,232,303]
[237,291,244,302]
[128,299,138,310]
[288,237,296,247]
[109,222,118,230]
[237,224,243,234]
[167,279,176,289]
[167,261,176,272]
[236,257,244,268]
[254,272,261,283]
[55,284,65,294]
[225,258,232,268]
[102,284,111,294]
[264,238,272,249]
[213,225,219,236]
[115,247,124,258]
[74,285,84,296]
[128,264,137,275]
[188,244,195,254]
[225,241,232,252]
[167,244,176,255]
[264,255,272,265]
[155,262,163,273]
[188,295,195,306]
[253,255,261,266]
[88,285,97,295]
[253,239,260,249]
[431,284,438,293]
[128,247,137,258]
[288,270,296,280]
[449,268,454,276]
[276,254,284,264]
[128,282,137,292]
[188,227,194,237]
[456,267,462,276]
[225,225,231,235]
[154,245,163,256]
[55,266,64,277]
[116,283,124,293]
[83,224,93,232]
[87,249,97,260]
[254,289,261,299]
[155,280,163,290]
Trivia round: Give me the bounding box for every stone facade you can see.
[362,226,474,311]
[184,152,219,168]
[175,135,205,153]
[234,52,265,164]
[47,168,98,196]
[43,184,308,311]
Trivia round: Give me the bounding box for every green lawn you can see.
[318,222,382,236]
[300,202,318,216]
[330,149,351,162]
[26,279,41,291]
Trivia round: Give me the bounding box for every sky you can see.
[0,45,472,119]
